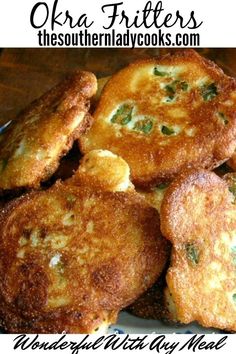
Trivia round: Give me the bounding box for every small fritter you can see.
[160,169,236,331]
[0,154,168,333]
[69,149,134,192]
[80,50,236,187]
[0,71,97,192]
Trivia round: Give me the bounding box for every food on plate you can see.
[138,183,169,213]
[128,183,171,320]
[91,76,110,112]
[80,49,236,187]
[68,149,134,192]
[0,71,97,193]
[127,272,167,320]
[0,151,169,333]
[160,169,236,331]
[2,48,236,333]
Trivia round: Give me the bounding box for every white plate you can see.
[108,311,221,334]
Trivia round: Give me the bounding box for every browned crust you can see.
[0,71,97,193]
[0,183,169,333]
[160,169,225,242]
[80,49,236,187]
[126,269,169,320]
[160,169,236,331]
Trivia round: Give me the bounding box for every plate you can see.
[108,311,221,334]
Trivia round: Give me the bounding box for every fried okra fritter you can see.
[0,71,97,192]
[128,183,171,320]
[68,149,134,192]
[160,169,236,332]
[80,50,236,187]
[127,272,168,320]
[0,151,169,333]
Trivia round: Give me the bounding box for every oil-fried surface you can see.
[127,273,167,320]
[129,184,170,320]
[129,185,171,321]
[0,183,168,333]
[160,170,236,331]
[0,71,97,192]
[69,149,133,192]
[90,76,110,113]
[80,50,236,187]
[138,184,169,213]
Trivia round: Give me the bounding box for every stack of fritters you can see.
[0,89,168,333]
[1,49,236,333]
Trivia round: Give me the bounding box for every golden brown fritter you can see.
[68,149,134,192]
[128,183,171,321]
[80,50,236,187]
[0,176,168,333]
[0,71,97,193]
[160,169,236,331]
[127,273,167,320]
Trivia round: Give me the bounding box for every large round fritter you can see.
[0,183,168,333]
[80,50,236,187]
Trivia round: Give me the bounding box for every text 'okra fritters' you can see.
[0,71,97,192]
[0,153,168,333]
[160,169,236,332]
[80,50,236,187]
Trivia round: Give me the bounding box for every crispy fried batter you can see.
[127,273,167,320]
[69,149,134,192]
[0,72,97,192]
[138,183,169,213]
[0,157,168,333]
[80,50,236,187]
[160,169,236,331]
[128,184,171,320]
[90,76,111,112]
